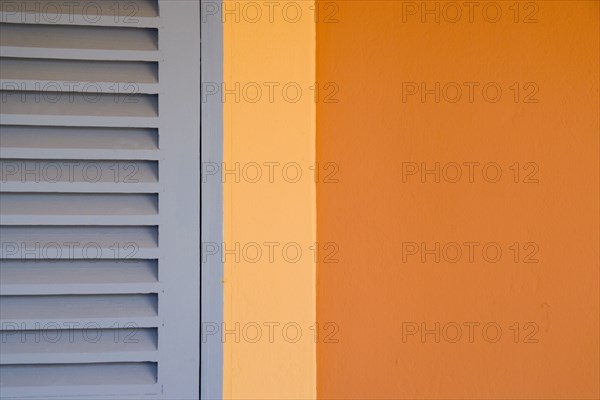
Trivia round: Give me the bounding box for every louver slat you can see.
[0,259,159,295]
[0,58,159,94]
[0,327,159,364]
[0,126,159,159]
[0,226,159,259]
[0,193,159,225]
[0,363,159,398]
[0,23,160,61]
[0,159,159,193]
[0,294,159,328]
[0,0,159,27]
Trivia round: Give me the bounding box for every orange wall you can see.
[316,1,599,398]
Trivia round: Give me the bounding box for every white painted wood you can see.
[0,260,160,294]
[0,215,159,226]
[0,226,159,259]
[0,58,159,82]
[1,80,159,95]
[1,0,159,16]
[0,115,160,128]
[0,149,160,160]
[0,126,158,150]
[201,0,223,397]
[0,46,161,61]
[0,125,160,159]
[0,352,159,366]
[0,363,159,388]
[0,284,160,296]
[1,93,158,117]
[0,182,160,193]
[0,193,159,225]
[0,193,158,213]
[0,0,200,397]
[0,0,159,27]
[0,384,161,399]
[156,1,200,398]
[0,317,161,330]
[0,24,158,51]
[0,225,158,245]
[0,162,159,190]
[0,294,158,320]
[0,159,158,184]
[1,328,158,364]
[0,14,160,28]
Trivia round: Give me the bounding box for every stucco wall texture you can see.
[223,1,316,398]
[223,0,599,398]
[316,0,599,399]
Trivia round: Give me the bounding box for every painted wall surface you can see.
[223,1,316,398]
[316,1,599,398]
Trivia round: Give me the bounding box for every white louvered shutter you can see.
[0,1,200,398]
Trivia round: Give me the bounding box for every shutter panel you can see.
[0,1,200,398]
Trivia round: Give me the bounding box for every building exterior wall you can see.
[316,1,599,398]
[223,1,317,398]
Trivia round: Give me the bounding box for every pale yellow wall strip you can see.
[223,1,316,398]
